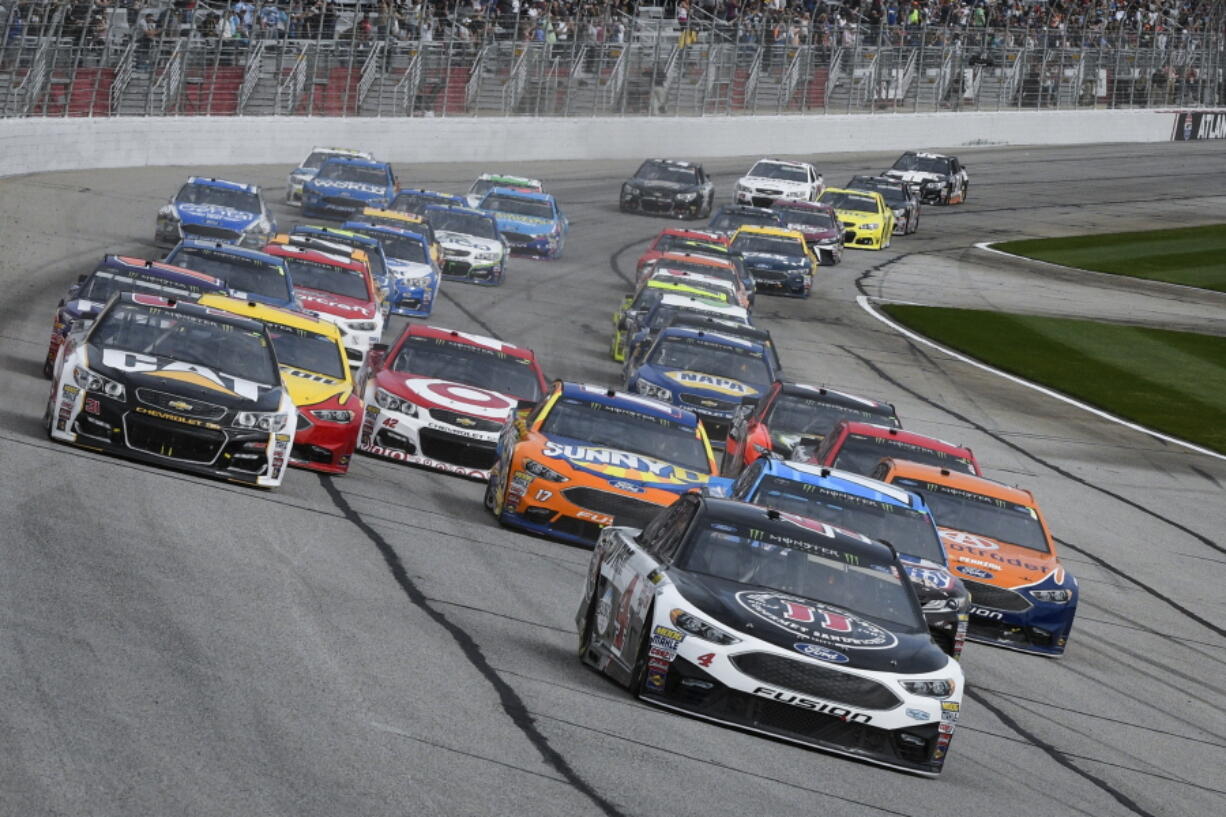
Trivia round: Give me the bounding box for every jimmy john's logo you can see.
[541,442,709,485]
[101,348,265,400]
[663,370,757,398]
[737,591,898,650]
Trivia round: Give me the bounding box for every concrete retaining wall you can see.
[0,110,1176,179]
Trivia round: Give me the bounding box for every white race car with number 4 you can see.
[577,493,964,776]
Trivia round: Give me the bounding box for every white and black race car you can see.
[881,152,969,206]
[577,493,964,776]
[735,159,824,208]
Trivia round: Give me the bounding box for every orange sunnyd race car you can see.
[874,459,1078,657]
[485,382,719,546]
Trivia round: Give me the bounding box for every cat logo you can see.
[168,399,193,411]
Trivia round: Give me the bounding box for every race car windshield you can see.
[709,211,782,232]
[80,269,208,303]
[655,265,738,289]
[748,162,809,182]
[891,155,951,175]
[283,258,370,301]
[316,163,388,186]
[541,397,709,473]
[680,519,924,630]
[655,236,725,255]
[480,195,555,219]
[892,478,1050,553]
[819,192,880,214]
[303,151,359,170]
[647,304,740,332]
[635,162,700,184]
[767,394,899,438]
[426,208,499,239]
[353,229,428,264]
[833,433,975,476]
[391,337,542,401]
[778,208,838,230]
[171,249,291,301]
[390,193,450,215]
[649,337,771,387]
[175,184,260,214]
[749,476,945,565]
[91,302,278,386]
[265,324,347,380]
[296,234,388,281]
[730,235,805,257]
[850,180,906,205]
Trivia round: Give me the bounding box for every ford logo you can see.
[610,480,643,493]
[956,565,995,580]
[792,642,849,664]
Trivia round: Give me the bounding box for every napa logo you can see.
[541,441,708,485]
[663,370,758,398]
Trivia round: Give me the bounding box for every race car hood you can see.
[783,223,840,243]
[883,170,943,185]
[670,570,948,674]
[536,433,711,490]
[279,365,353,408]
[174,203,259,231]
[833,209,882,226]
[489,213,558,236]
[434,230,503,254]
[645,365,766,402]
[387,258,435,282]
[938,527,1064,589]
[377,371,520,421]
[87,342,282,411]
[738,251,810,270]
[294,286,376,320]
[307,179,389,198]
[738,175,810,193]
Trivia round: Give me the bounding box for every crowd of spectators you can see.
[2,0,1223,51]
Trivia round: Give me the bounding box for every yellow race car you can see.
[817,187,895,250]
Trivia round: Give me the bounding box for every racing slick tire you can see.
[941,186,952,205]
[960,183,968,204]
[483,468,504,515]
[910,212,920,235]
[577,591,598,660]
[627,605,655,693]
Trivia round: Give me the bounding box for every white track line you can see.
[855,294,1226,463]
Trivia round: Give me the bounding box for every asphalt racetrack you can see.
[2,141,1225,817]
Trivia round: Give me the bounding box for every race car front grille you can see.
[418,427,497,470]
[750,196,777,208]
[135,388,228,421]
[730,652,901,710]
[443,260,474,276]
[962,580,1033,612]
[180,224,240,242]
[124,415,226,464]
[547,514,605,543]
[500,231,534,246]
[322,196,364,210]
[641,199,679,214]
[561,487,665,529]
[748,266,788,282]
[428,407,503,433]
[680,394,738,413]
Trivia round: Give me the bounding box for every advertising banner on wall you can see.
[1172,110,1226,141]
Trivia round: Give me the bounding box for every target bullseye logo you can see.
[404,378,515,419]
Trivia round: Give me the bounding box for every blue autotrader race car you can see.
[155,177,276,248]
[164,240,298,309]
[720,458,971,658]
[302,157,398,220]
[42,255,228,377]
[625,319,780,445]
[342,221,441,317]
[477,187,568,258]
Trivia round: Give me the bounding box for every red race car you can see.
[722,381,900,476]
[635,229,729,274]
[797,419,981,477]
[772,201,845,266]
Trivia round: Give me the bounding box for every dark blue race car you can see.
[302,157,398,220]
[164,240,297,310]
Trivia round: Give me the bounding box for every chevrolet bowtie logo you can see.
[455,416,476,427]
[168,399,193,411]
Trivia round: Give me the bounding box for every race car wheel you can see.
[960,183,969,204]
[577,591,598,660]
[941,187,951,205]
[484,466,507,517]
[911,212,920,235]
[627,606,656,693]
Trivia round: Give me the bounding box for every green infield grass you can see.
[994,224,1226,292]
[881,305,1226,454]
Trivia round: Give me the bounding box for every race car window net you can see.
[767,395,899,438]
[777,209,838,229]
[480,195,554,219]
[315,163,389,186]
[91,302,278,386]
[634,162,700,184]
[351,230,428,265]
[818,192,881,214]
[175,184,260,213]
[891,155,951,175]
[392,336,542,402]
[834,434,975,478]
[649,337,771,388]
[709,211,783,232]
[679,520,925,631]
[748,162,809,182]
[283,258,371,301]
[892,478,1051,553]
[424,208,499,239]
[171,249,291,302]
[730,235,806,257]
[541,397,709,474]
[750,476,945,566]
[81,270,208,303]
[265,324,347,381]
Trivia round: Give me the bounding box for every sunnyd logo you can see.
[664,370,757,398]
[737,591,898,650]
[541,441,707,484]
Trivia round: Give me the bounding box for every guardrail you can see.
[238,39,268,115]
[276,46,310,116]
[357,41,385,111]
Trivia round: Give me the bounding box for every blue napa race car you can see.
[302,157,398,220]
[164,240,298,310]
[342,221,441,317]
[155,177,276,248]
[390,188,468,216]
[42,254,228,377]
[625,318,780,446]
[477,187,568,258]
[719,458,971,658]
